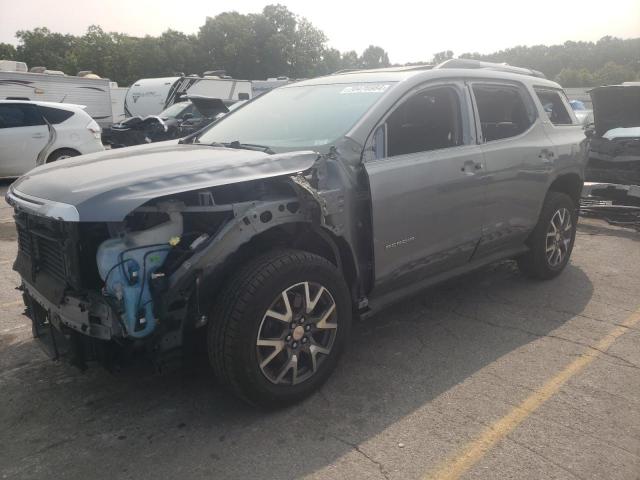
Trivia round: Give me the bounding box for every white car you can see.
[0,100,104,177]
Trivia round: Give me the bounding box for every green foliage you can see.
[431,50,454,64]
[360,45,390,69]
[6,7,639,88]
[457,37,640,86]
[5,5,390,85]
[0,43,17,60]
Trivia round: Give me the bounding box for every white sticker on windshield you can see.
[340,84,391,94]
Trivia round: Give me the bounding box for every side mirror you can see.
[181,113,194,121]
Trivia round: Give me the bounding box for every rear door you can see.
[365,81,485,295]
[469,82,553,258]
[0,103,48,176]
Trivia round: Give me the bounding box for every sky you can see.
[1,0,639,63]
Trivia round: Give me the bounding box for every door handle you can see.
[32,133,45,139]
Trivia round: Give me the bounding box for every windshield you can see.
[197,82,393,151]
[159,102,200,120]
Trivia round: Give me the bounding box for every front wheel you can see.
[208,249,352,407]
[517,191,577,280]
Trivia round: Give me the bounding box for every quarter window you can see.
[386,86,462,157]
[534,88,574,125]
[0,104,45,129]
[472,84,535,142]
[39,106,74,124]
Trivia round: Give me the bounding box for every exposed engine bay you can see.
[12,151,368,370]
[586,84,640,186]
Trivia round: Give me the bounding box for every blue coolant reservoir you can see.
[96,203,183,338]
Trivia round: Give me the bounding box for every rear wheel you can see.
[47,148,80,163]
[517,191,577,279]
[208,249,352,407]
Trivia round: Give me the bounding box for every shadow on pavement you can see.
[577,220,639,242]
[0,257,594,479]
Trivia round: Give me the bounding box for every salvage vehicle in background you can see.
[585,83,640,185]
[124,74,251,117]
[7,59,586,407]
[569,99,593,125]
[581,82,640,229]
[0,100,104,177]
[102,96,236,148]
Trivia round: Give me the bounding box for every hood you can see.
[590,85,640,137]
[188,96,229,118]
[11,141,318,222]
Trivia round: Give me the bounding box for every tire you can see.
[208,249,352,407]
[517,191,577,280]
[47,148,80,163]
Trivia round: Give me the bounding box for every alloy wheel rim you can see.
[546,207,573,267]
[256,282,338,386]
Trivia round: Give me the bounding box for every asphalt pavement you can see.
[1,180,639,480]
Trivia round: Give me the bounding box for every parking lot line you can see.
[424,306,640,480]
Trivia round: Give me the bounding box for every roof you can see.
[288,65,561,89]
[0,99,87,110]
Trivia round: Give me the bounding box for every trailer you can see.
[110,82,128,123]
[124,76,251,117]
[0,63,113,128]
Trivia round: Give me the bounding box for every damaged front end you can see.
[586,84,640,185]
[9,142,365,371]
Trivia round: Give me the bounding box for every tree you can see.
[15,27,76,72]
[340,50,360,70]
[0,43,16,60]
[555,68,597,87]
[431,50,454,64]
[291,17,327,77]
[360,45,390,69]
[198,11,258,79]
[594,62,636,85]
[7,14,640,87]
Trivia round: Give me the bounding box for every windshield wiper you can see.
[223,141,275,154]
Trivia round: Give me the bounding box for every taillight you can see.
[86,119,101,139]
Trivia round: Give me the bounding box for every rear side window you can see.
[534,89,573,125]
[472,84,536,142]
[39,106,74,124]
[0,103,45,129]
[386,86,463,157]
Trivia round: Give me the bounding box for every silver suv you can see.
[7,60,586,406]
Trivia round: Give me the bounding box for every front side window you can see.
[535,88,574,125]
[0,104,44,129]
[472,84,536,142]
[385,86,463,157]
[159,102,195,120]
[197,82,394,151]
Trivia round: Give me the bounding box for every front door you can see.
[0,103,48,176]
[365,83,486,296]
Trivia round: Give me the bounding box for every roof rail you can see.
[435,59,546,79]
[331,68,361,75]
[331,64,435,75]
